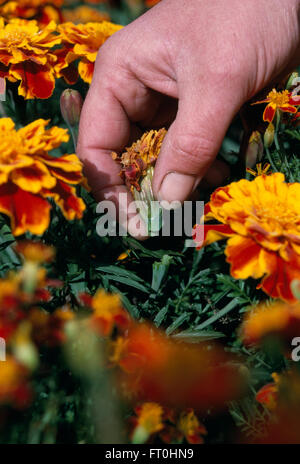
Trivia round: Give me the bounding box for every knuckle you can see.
[172,132,215,166]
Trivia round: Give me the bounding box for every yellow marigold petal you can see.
[78,59,94,84]
[225,235,266,280]
[0,183,51,236]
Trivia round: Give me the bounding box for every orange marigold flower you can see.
[177,409,207,444]
[241,301,300,346]
[252,88,300,123]
[0,118,86,236]
[55,21,123,85]
[0,18,61,99]
[89,289,130,336]
[112,129,166,193]
[62,6,110,24]
[0,355,31,408]
[193,173,300,302]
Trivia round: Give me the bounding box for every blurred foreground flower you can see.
[250,370,300,444]
[131,402,206,444]
[0,355,31,408]
[0,18,61,99]
[111,323,245,411]
[55,21,122,84]
[255,373,279,411]
[0,118,86,235]
[241,301,300,347]
[193,173,300,302]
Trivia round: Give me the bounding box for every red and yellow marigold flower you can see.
[193,173,300,302]
[0,355,31,408]
[0,18,61,99]
[241,301,300,345]
[0,118,86,236]
[0,0,63,25]
[252,88,300,123]
[55,21,123,85]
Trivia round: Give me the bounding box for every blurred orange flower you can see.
[0,18,61,99]
[0,355,31,408]
[55,21,123,85]
[130,402,206,444]
[89,289,130,336]
[113,323,245,411]
[241,301,300,346]
[256,373,279,411]
[249,370,300,444]
[0,118,86,235]
[62,6,110,24]
[0,0,63,25]
[176,409,207,444]
[134,402,164,435]
[193,173,300,302]
[16,240,55,263]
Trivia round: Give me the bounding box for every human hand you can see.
[77,0,300,238]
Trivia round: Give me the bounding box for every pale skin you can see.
[77,0,300,238]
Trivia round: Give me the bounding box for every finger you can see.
[77,47,153,238]
[152,81,242,203]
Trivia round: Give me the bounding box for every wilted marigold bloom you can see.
[55,21,123,85]
[0,118,86,236]
[62,6,110,24]
[0,18,61,99]
[0,0,63,25]
[112,129,166,193]
[252,88,300,123]
[241,301,300,345]
[0,355,31,408]
[193,173,300,302]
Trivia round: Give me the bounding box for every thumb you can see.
[152,84,242,203]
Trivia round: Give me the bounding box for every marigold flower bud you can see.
[264,122,275,148]
[60,89,83,128]
[286,72,299,90]
[245,131,263,168]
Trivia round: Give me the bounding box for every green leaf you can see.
[195,297,240,330]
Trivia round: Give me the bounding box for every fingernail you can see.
[158,172,197,203]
